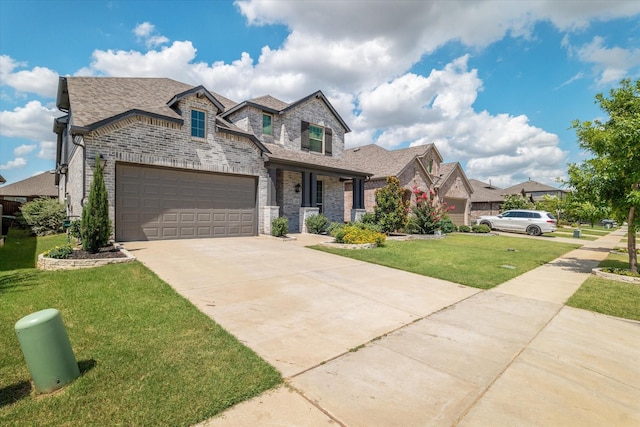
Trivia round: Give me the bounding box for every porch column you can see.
[300,171,319,232]
[301,171,317,207]
[351,177,366,222]
[261,168,280,235]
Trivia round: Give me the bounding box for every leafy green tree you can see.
[568,78,639,272]
[19,197,66,236]
[81,155,112,253]
[569,201,605,227]
[373,176,409,233]
[536,194,568,222]
[501,194,535,211]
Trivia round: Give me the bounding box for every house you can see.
[53,77,369,241]
[343,144,473,225]
[503,179,567,202]
[0,174,6,184]
[469,179,504,222]
[0,172,58,216]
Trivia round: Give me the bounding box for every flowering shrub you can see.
[43,245,74,259]
[332,223,386,246]
[410,186,454,234]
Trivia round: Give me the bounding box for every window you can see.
[316,180,324,213]
[191,109,205,138]
[309,124,323,153]
[301,121,332,156]
[262,114,273,135]
[428,159,434,174]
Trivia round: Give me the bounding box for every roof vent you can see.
[353,147,360,152]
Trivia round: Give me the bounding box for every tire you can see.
[480,220,493,229]
[526,225,541,236]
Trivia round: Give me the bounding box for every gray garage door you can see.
[444,197,467,226]
[116,164,257,241]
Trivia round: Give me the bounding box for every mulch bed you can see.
[67,244,128,260]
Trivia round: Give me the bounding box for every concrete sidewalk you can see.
[126,230,640,426]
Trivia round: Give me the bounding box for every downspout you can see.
[71,134,86,205]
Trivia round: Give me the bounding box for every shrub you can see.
[360,212,376,224]
[305,213,329,234]
[334,224,386,246]
[472,224,491,233]
[271,216,288,237]
[19,197,67,236]
[81,155,112,253]
[437,218,457,233]
[374,177,409,233]
[43,245,74,259]
[327,222,345,236]
[68,219,82,240]
[458,225,471,233]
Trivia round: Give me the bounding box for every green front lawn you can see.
[567,251,640,321]
[1,230,281,426]
[313,234,580,289]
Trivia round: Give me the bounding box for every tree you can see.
[536,194,567,223]
[373,176,409,233]
[410,186,454,234]
[568,78,639,273]
[501,194,535,211]
[81,155,112,253]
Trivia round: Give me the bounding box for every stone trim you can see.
[37,245,136,271]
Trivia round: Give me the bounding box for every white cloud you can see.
[0,101,60,141]
[0,55,59,98]
[575,36,640,85]
[0,157,27,171]
[133,22,169,48]
[37,141,56,160]
[14,144,36,156]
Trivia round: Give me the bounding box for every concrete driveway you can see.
[123,234,478,377]
[123,231,640,426]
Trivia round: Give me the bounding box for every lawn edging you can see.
[592,268,640,284]
[37,244,136,271]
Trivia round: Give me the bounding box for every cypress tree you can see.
[81,154,111,253]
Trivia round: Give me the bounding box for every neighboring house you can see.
[343,144,473,225]
[469,179,504,222]
[0,174,6,184]
[503,179,567,202]
[0,172,59,216]
[53,77,369,241]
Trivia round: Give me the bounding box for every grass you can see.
[567,251,640,321]
[1,229,281,426]
[313,233,580,289]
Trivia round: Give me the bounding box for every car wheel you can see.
[526,225,541,236]
[480,220,493,229]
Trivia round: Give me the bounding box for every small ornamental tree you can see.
[568,78,639,273]
[410,186,454,234]
[81,155,111,253]
[373,176,409,233]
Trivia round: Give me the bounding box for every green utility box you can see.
[15,308,80,393]
[573,229,582,238]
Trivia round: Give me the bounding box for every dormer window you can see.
[262,113,273,136]
[191,109,205,138]
[301,121,333,156]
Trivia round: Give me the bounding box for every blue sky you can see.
[1,0,639,188]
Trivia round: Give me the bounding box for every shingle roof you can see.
[249,95,289,111]
[0,172,58,197]
[264,143,370,177]
[64,77,238,130]
[503,179,564,194]
[344,144,435,179]
[469,179,504,202]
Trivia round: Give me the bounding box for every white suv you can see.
[476,210,557,236]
